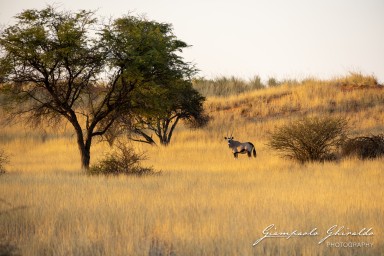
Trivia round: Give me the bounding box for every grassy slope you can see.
[0,75,383,255]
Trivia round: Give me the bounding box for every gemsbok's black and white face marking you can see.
[224,136,234,148]
[224,135,257,159]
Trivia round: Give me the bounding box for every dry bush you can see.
[335,72,380,89]
[342,134,384,159]
[88,144,156,176]
[268,116,348,163]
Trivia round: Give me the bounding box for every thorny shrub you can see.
[268,116,348,163]
[88,144,157,176]
[341,134,384,159]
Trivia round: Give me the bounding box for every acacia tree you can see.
[0,7,196,169]
[99,16,204,146]
[128,80,207,145]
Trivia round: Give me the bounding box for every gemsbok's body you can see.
[224,136,257,158]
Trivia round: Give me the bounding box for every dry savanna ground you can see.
[1,74,384,255]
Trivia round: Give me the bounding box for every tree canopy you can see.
[0,6,204,169]
[128,80,207,145]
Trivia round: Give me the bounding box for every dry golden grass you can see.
[1,76,384,255]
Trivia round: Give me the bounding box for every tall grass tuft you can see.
[335,72,380,89]
[193,76,265,97]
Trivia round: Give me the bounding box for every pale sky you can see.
[1,0,383,82]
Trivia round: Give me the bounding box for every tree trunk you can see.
[166,116,180,145]
[159,120,170,146]
[160,136,170,146]
[154,117,180,146]
[78,142,91,170]
[72,120,92,170]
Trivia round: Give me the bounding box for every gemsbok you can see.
[224,134,257,158]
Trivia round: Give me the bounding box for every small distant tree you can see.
[103,81,207,146]
[129,81,207,145]
[268,116,348,163]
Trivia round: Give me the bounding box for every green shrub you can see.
[341,134,384,159]
[88,144,156,176]
[268,116,348,163]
